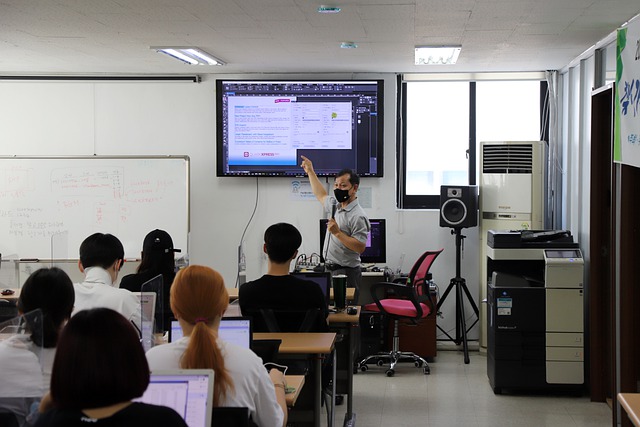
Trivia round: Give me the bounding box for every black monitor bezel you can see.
[215,79,384,178]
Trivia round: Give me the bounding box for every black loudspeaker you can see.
[439,185,478,228]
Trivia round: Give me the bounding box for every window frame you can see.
[397,74,548,210]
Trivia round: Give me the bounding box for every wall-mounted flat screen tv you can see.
[216,79,384,177]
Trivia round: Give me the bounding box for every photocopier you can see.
[485,230,584,394]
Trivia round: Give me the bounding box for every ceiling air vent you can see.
[482,144,533,174]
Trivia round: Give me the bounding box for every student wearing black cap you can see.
[120,229,181,333]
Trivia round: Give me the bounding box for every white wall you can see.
[0,73,481,340]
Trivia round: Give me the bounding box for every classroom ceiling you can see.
[0,0,639,76]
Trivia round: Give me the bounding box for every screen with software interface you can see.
[136,372,212,427]
[170,318,252,349]
[216,79,384,177]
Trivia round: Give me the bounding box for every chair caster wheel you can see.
[385,369,395,377]
[376,359,385,367]
[360,365,368,372]
[423,366,430,374]
[414,361,422,367]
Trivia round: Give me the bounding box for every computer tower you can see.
[358,311,387,360]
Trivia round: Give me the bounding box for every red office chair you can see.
[357,249,443,376]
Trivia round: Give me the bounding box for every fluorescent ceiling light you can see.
[317,5,341,13]
[340,42,358,49]
[152,47,225,66]
[415,46,461,65]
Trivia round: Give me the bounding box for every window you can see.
[398,76,546,209]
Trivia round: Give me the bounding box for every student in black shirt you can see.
[239,223,328,332]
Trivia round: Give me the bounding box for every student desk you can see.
[0,288,20,301]
[619,393,640,426]
[226,287,356,303]
[255,332,337,427]
[225,301,360,426]
[285,375,305,407]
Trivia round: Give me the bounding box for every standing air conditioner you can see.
[479,141,547,348]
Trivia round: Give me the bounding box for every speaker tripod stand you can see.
[436,228,479,364]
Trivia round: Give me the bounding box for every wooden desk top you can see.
[327,306,360,323]
[0,288,20,301]
[225,303,360,325]
[254,332,336,354]
[619,393,640,426]
[284,374,304,407]
[226,287,356,302]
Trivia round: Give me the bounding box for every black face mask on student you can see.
[334,188,351,202]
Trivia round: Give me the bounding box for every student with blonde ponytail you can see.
[145,265,287,427]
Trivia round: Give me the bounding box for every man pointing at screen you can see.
[301,155,370,297]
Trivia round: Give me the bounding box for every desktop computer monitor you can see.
[320,218,386,264]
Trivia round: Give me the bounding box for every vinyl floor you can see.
[323,349,612,427]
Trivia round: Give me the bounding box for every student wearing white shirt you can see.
[72,233,141,332]
[145,265,287,427]
[0,267,75,426]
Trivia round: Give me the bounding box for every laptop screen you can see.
[291,271,331,305]
[219,317,252,349]
[136,291,156,352]
[169,317,252,349]
[136,369,214,427]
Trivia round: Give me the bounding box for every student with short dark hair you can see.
[34,308,187,427]
[0,267,75,426]
[239,223,329,332]
[145,265,287,427]
[72,233,141,331]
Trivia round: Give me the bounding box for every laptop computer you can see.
[140,274,165,332]
[169,316,253,350]
[135,369,214,427]
[291,271,332,305]
[136,291,156,352]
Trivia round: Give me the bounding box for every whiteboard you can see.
[0,156,189,260]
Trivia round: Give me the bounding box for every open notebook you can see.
[135,369,214,427]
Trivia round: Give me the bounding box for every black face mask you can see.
[334,188,351,202]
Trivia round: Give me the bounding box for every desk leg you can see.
[331,349,336,427]
[346,323,355,422]
[314,356,321,427]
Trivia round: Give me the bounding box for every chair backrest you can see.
[244,307,327,333]
[0,410,19,427]
[0,299,18,324]
[212,407,258,427]
[408,249,443,295]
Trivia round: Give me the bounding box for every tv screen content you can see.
[216,80,384,177]
[320,218,386,264]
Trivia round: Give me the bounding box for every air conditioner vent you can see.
[482,144,533,174]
